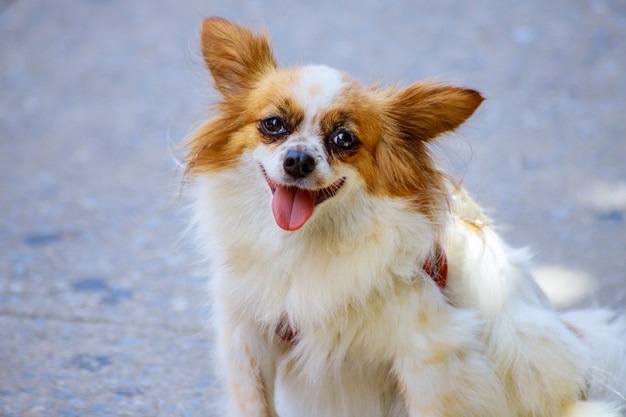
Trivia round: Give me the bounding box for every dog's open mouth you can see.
[264,173,345,231]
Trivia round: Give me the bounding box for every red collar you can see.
[276,318,298,345]
[422,246,448,290]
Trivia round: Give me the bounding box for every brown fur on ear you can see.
[387,82,484,141]
[361,83,483,219]
[201,17,277,96]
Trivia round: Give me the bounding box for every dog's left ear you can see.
[387,82,484,141]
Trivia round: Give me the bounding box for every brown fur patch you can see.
[201,18,277,97]
[185,19,278,174]
[185,69,310,174]
[371,83,482,217]
[308,83,322,96]
[320,83,482,219]
[185,107,255,174]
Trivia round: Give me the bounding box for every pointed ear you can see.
[200,18,277,97]
[387,82,484,141]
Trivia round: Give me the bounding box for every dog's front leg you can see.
[215,319,278,417]
[391,307,507,417]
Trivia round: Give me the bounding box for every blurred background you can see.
[1,0,624,415]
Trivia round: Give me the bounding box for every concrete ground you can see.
[1,0,624,415]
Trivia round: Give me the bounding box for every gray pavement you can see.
[1,0,625,415]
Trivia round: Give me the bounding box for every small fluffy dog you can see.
[184,18,626,417]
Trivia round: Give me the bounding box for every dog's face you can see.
[186,18,484,231]
[247,64,374,230]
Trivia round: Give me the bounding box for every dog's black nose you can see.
[283,150,315,179]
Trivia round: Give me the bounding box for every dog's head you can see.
[186,18,483,231]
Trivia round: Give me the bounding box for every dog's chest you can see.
[274,279,448,378]
[271,280,450,417]
[219,237,400,322]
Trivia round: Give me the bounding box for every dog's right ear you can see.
[201,18,277,97]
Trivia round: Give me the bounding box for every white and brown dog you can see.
[184,18,626,417]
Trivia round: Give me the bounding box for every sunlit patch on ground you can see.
[533,264,595,308]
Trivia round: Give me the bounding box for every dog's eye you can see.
[331,129,359,151]
[259,116,288,136]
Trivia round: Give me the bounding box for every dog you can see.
[183,18,626,417]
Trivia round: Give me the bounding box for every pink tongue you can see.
[271,185,316,231]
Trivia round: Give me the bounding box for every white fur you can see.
[189,158,626,416]
[188,80,625,417]
[293,65,346,118]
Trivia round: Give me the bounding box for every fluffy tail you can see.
[561,309,626,415]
